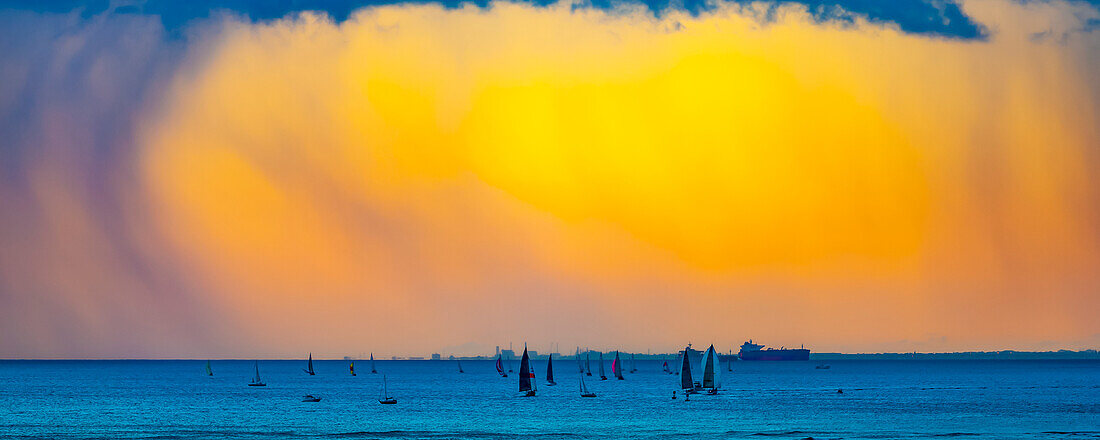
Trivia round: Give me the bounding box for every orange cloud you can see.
[3,1,1099,357]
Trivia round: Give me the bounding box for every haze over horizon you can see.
[2,0,1100,359]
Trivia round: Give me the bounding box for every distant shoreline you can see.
[3,350,1098,361]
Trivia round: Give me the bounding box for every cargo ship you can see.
[738,340,810,361]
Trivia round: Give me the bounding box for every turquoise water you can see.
[1,360,1097,439]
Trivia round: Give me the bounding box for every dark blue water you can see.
[1,360,1098,439]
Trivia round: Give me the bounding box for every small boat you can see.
[816,364,831,370]
[546,354,557,386]
[662,361,670,374]
[205,360,213,377]
[350,360,356,376]
[585,352,592,376]
[301,394,321,402]
[727,355,733,372]
[680,347,700,394]
[598,352,607,380]
[701,344,721,395]
[457,359,464,373]
[630,354,637,373]
[580,375,596,398]
[576,347,585,373]
[518,344,536,397]
[248,361,266,387]
[303,353,315,376]
[379,375,397,404]
[496,354,508,377]
[370,353,378,374]
[612,351,624,380]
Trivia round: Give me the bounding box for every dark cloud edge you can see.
[2,0,992,39]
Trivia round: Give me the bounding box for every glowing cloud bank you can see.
[1,1,1098,358]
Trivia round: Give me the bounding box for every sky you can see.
[1,0,1099,359]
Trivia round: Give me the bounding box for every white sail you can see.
[701,344,721,389]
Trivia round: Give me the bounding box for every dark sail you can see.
[304,353,315,375]
[519,347,532,392]
[680,349,694,389]
[546,354,555,384]
[496,354,506,376]
[613,351,624,380]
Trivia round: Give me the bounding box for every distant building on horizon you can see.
[431,353,441,360]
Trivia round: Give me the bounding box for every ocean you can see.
[1,359,1097,439]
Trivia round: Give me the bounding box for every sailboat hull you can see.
[248,383,266,387]
[379,399,397,404]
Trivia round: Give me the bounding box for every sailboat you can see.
[580,375,596,398]
[585,352,592,376]
[662,360,670,374]
[701,344,721,395]
[457,359,464,373]
[576,347,584,373]
[378,375,397,404]
[519,344,536,397]
[248,361,266,386]
[350,361,356,376]
[205,360,213,377]
[680,348,699,394]
[612,351,624,380]
[370,353,378,374]
[598,352,607,380]
[303,353,315,375]
[496,354,508,377]
[508,343,514,372]
[630,354,638,373]
[546,354,557,386]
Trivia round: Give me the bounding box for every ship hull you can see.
[739,349,810,361]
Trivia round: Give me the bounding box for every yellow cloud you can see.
[127,0,1100,355]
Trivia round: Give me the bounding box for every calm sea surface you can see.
[1,359,1097,439]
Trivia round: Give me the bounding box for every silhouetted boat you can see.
[496,354,508,377]
[248,361,266,387]
[630,354,637,373]
[546,354,557,385]
[519,344,536,397]
[739,340,810,361]
[663,361,670,374]
[370,353,378,374]
[301,394,321,402]
[680,348,700,394]
[701,344,721,395]
[598,352,607,380]
[816,364,831,370]
[350,361,356,376]
[303,353,315,375]
[576,347,584,373]
[585,352,592,376]
[458,359,464,373]
[205,360,213,377]
[613,351,625,380]
[580,375,596,398]
[378,375,397,404]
